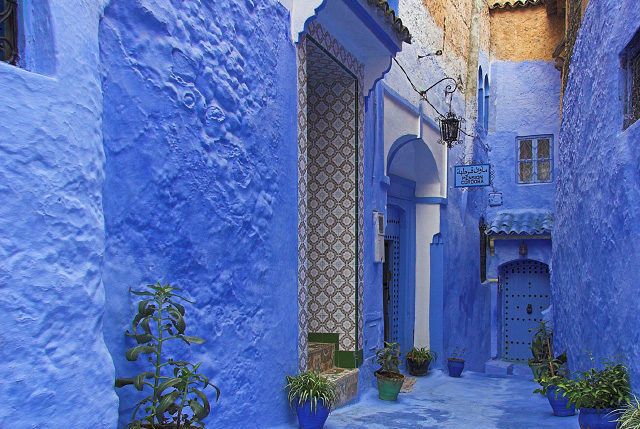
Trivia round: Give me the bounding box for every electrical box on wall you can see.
[373,211,385,263]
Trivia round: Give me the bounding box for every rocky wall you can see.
[490,5,564,62]
[99,0,299,426]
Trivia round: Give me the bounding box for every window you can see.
[622,27,640,129]
[483,75,490,130]
[0,0,18,65]
[477,67,484,127]
[517,136,553,184]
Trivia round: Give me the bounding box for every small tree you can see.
[115,282,220,428]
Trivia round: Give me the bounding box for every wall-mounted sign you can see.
[454,164,491,188]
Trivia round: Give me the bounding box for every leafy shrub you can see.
[375,341,401,374]
[285,371,337,414]
[616,396,640,428]
[115,282,220,428]
[556,354,630,410]
[448,346,466,361]
[406,347,437,365]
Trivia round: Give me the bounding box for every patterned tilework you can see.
[296,40,309,372]
[297,21,365,366]
[307,72,357,350]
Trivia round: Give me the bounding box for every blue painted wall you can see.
[487,60,560,220]
[0,1,119,427]
[553,0,640,388]
[442,137,491,372]
[99,0,299,427]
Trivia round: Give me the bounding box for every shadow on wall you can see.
[99,0,299,427]
[20,0,56,75]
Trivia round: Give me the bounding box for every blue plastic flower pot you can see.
[296,399,330,429]
[447,359,465,377]
[577,407,620,429]
[545,386,575,417]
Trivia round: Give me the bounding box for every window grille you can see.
[626,50,640,128]
[516,136,553,184]
[622,28,640,129]
[0,0,17,64]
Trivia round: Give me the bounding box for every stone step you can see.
[484,359,534,379]
[308,342,335,373]
[322,367,359,409]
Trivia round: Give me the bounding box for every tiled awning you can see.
[367,0,412,43]
[489,0,544,10]
[485,210,553,236]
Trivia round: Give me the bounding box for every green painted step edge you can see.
[336,350,363,369]
[307,333,362,368]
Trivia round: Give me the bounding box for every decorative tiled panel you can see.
[296,39,309,372]
[297,21,365,366]
[307,72,357,351]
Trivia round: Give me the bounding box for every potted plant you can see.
[615,395,640,428]
[374,341,405,401]
[528,321,553,380]
[406,347,437,376]
[447,346,466,377]
[285,371,337,429]
[556,354,631,429]
[533,354,575,417]
[115,282,220,428]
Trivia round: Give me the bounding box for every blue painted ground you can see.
[276,370,579,428]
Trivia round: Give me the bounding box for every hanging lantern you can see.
[438,110,461,148]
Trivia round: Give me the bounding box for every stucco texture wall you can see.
[0,1,119,427]
[487,60,560,218]
[99,0,299,427]
[553,0,640,387]
[442,139,492,372]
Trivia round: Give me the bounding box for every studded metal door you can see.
[384,207,401,343]
[501,260,550,362]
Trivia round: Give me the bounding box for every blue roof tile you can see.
[486,210,553,235]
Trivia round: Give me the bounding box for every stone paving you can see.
[323,370,578,429]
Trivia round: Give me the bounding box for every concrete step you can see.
[322,367,359,409]
[308,342,335,373]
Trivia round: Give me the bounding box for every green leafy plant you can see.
[529,321,553,363]
[533,356,569,397]
[406,347,437,365]
[448,346,466,361]
[616,396,640,428]
[115,282,220,428]
[375,341,401,374]
[285,371,337,414]
[555,353,631,410]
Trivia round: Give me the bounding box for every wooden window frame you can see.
[516,135,554,184]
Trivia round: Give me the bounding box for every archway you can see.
[385,134,441,356]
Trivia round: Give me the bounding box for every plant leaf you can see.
[182,336,205,345]
[193,387,212,416]
[167,308,186,334]
[189,398,208,420]
[155,378,181,399]
[133,372,154,391]
[156,390,180,416]
[115,377,134,388]
[125,345,155,361]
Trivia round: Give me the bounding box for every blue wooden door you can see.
[384,206,401,344]
[501,260,550,362]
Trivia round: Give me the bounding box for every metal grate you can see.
[385,218,401,344]
[501,260,551,362]
[0,0,17,65]
[630,51,640,127]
